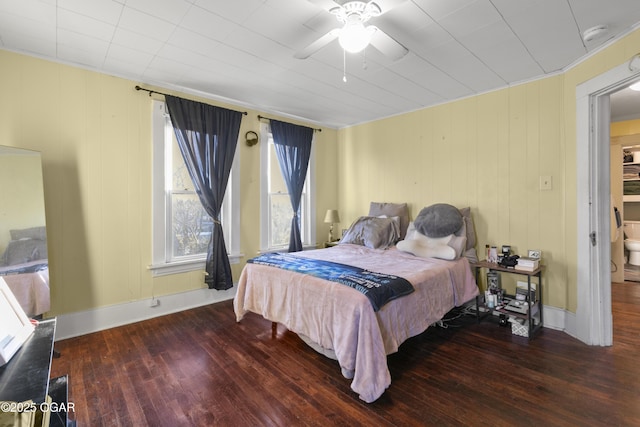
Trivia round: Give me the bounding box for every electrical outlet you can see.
[150,298,160,307]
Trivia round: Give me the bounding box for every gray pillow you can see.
[340,216,400,249]
[414,204,463,238]
[10,226,47,241]
[2,239,46,266]
[368,202,410,239]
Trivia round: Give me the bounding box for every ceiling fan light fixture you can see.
[295,0,406,62]
[339,22,374,53]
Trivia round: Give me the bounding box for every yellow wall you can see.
[2,24,640,318]
[338,77,566,306]
[0,49,337,316]
[611,119,640,137]
[338,27,640,313]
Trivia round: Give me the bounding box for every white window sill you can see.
[148,253,242,277]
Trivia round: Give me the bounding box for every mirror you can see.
[0,146,49,318]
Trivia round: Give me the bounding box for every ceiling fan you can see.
[295,0,409,61]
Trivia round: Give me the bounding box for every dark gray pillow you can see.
[2,239,46,266]
[10,226,47,241]
[340,216,400,249]
[414,204,463,238]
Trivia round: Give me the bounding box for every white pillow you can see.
[396,228,467,260]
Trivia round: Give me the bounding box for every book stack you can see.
[516,256,539,271]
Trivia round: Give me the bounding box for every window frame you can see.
[150,100,240,276]
[259,121,316,252]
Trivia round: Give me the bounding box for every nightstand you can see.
[324,240,339,248]
[471,260,543,339]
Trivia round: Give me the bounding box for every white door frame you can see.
[576,59,640,346]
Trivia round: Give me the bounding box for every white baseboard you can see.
[54,288,577,343]
[54,286,237,340]
[541,304,566,331]
[560,308,578,339]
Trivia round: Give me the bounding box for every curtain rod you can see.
[257,114,322,132]
[134,85,248,116]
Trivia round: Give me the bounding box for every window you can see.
[260,122,316,251]
[150,100,240,276]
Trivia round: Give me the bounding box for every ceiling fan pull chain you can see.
[343,49,347,83]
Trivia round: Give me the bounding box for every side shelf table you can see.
[471,260,543,339]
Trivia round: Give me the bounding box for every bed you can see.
[0,226,50,317]
[233,203,479,403]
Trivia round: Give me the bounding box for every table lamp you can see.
[324,209,340,242]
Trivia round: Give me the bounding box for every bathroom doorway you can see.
[576,59,640,346]
[610,88,640,282]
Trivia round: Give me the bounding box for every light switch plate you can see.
[539,175,552,190]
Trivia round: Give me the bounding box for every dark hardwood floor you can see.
[51,282,640,427]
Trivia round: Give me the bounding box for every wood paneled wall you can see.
[337,76,566,307]
[0,49,338,318]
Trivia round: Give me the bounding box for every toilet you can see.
[624,220,640,265]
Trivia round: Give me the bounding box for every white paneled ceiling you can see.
[1,0,640,128]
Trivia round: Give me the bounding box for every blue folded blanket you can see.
[0,261,48,275]
[248,252,414,311]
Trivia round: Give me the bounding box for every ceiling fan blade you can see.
[368,26,408,61]
[370,0,408,14]
[294,28,341,59]
[307,0,407,14]
[306,0,343,13]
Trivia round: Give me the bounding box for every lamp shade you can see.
[338,22,375,53]
[324,209,340,224]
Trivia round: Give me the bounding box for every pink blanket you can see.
[2,264,50,317]
[233,244,478,403]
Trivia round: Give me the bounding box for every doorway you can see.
[576,57,640,346]
[610,90,640,282]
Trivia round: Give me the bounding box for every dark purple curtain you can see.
[270,120,313,252]
[165,95,242,290]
